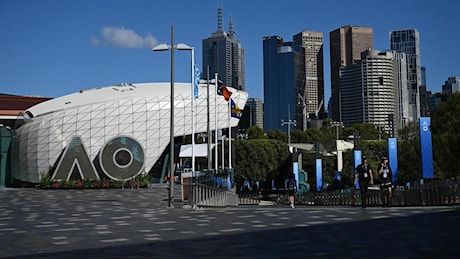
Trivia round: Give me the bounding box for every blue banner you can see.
[388,138,398,184]
[194,61,200,98]
[316,159,322,191]
[354,150,362,189]
[293,162,299,190]
[419,117,434,179]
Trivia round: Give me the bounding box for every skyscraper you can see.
[442,76,460,99]
[263,36,301,132]
[390,29,421,120]
[238,97,264,132]
[292,30,325,128]
[329,25,373,122]
[202,7,245,91]
[340,50,399,132]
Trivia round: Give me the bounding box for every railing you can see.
[298,177,460,207]
[237,192,261,205]
[180,177,459,208]
[183,182,239,208]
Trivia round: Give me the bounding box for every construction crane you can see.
[315,99,323,119]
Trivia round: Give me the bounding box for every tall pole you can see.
[228,100,232,169]
[206,66,212,173]
[169,25,175,208]
[191,48,195,177]
[214,73,218,173]
[281,105,296,146]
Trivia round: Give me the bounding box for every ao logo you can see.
[422,121,429,132]
[390,140,396,150]
[51,135,145,181]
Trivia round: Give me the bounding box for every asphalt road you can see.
[1,185,458,258]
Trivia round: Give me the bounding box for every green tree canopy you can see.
[247,125,266,140]
[431,92,460,177]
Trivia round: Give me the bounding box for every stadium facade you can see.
[9,82,248,185]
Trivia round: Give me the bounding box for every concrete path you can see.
[1,185,458,258]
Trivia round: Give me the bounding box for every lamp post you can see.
[174,43,195,180]
[281,108,297,145]
[152,25,193,208]
[331,121,344,141]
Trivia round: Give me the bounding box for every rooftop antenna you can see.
[217,0,223,32]
[228,15,235,38]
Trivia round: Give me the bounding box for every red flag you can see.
[218,82,232,101]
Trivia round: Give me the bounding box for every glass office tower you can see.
[202,7,245,91]
[390,29,421,119]
[263,36,301,132]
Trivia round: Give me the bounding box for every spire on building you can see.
[228,16,235,38]
[217,6,223,32]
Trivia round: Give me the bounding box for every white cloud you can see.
[92,27,158,49]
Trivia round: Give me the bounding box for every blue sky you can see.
[1,0,458,103]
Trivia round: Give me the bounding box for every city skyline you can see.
[1,0,459,104]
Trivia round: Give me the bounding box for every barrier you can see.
[298,177,459,206]
[183,182,238,208]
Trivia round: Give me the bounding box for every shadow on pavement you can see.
[11,210,459,259]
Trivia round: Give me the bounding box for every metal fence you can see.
[235,177,460,207]
[298,177,460,207]
[182,182,239,209]
[181,177,459,208]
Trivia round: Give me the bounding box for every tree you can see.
[246,125,265,140]
[431,92,460,178]
[233,139,290,186]
[266,129,287,142]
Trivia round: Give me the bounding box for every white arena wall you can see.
[10,82,248,184]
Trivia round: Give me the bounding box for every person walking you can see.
[355,156,373,208]
[378,156,393,207]
[286,173,297,208]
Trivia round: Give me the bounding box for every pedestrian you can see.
[333,171,344,190]
[286,173,297,208]
[378,156,393,207]
[355,156,373,208]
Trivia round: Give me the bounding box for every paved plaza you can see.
[0,185,459,258]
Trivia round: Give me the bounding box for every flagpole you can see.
[229,98,232,169]
[206,66,211,174]
[214,73,218,174]
[221,135,224,170]
[191,48,195,178]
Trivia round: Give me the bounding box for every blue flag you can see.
[230,99,242,118]
[194,62,200,99]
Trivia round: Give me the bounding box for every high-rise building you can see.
[394,52,412,128]
[263,36,301,132]
[292,30,325,129]
[202,7,245,91]
[442,76,460,99]
[329,25,373,122]
[238,97,264,133]
[340,50,399,132]
[390,29,421,119]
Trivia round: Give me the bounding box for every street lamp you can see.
[330,121,344,141]
[152,25,194,208]
[174,43,196,181]
[281,108,297,145]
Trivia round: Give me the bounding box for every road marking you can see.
[100,238,130,243]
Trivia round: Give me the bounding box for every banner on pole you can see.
[354,150,362,189]
[193,61,200,98]
[388,137,398,184]
[316,159,322,191]
[419,117,434,179]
